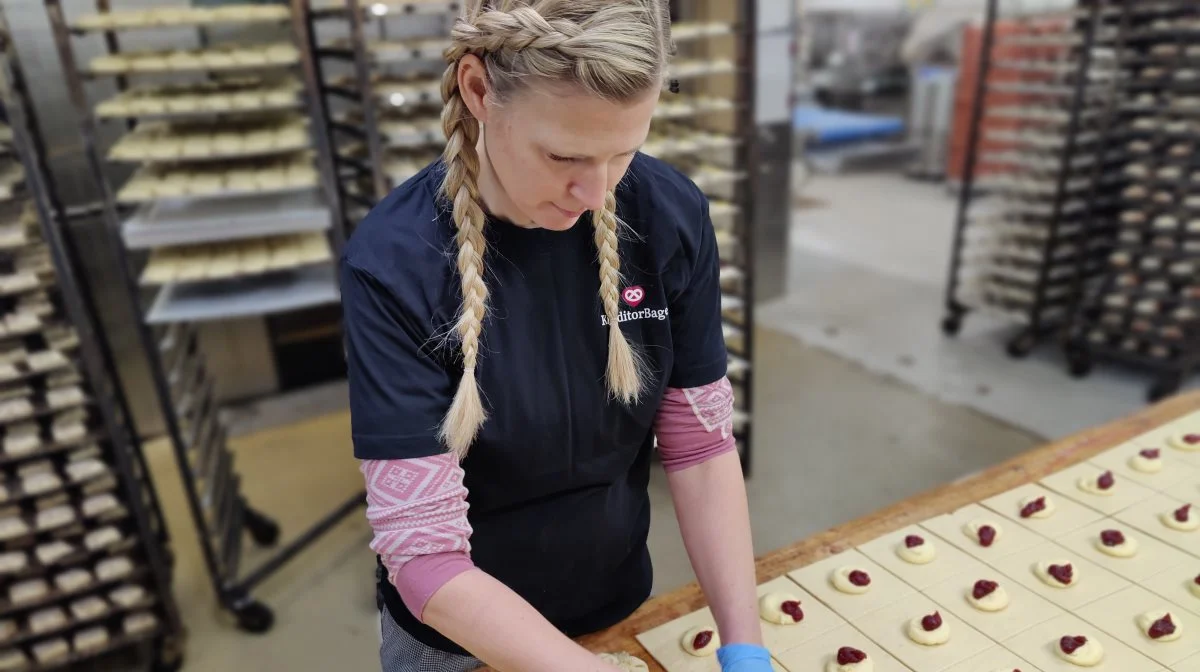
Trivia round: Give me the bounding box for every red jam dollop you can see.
[904,535,924,548]
[1177,504,1193,523]
[1060,635,1088,654]
[780,600,803,622]
[692,630,713,650]
[1185,434,1200,445]
[1149,613,1176,640]
[972,579,999,600]
[1100,529,1126,547]
[978,525,997,547]
[848,570,871,587]
[1097,471,1115,490]
[921,611,943,632]
[1048,563,1074,585]
[837,647,867,665]
[1140,448,1161,459]
[1020,497,1047,519]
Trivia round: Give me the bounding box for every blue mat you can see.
[793,105,905,146]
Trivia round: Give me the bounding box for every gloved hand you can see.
[717,643,773,672]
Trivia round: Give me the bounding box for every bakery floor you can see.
[141,326,1038,670]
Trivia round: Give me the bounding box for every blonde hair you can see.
[437,0,672,458]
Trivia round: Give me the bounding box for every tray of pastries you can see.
[139,232,333,286]
[74,4,290,31]
[108,115,310,163]
[95,77,302,119]
[117,152,318,203]
[88,43,300,76]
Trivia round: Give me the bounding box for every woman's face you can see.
[480,81,660,231]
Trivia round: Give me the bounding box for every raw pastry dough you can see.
[1129,448,1164,473]
[1169,432,1200,452]
[1095,529,1139,557]
[31,638,68,664]
[83,493,120,518]
[963,520,1002,547]
[1136,610,1182,642]
[758,592,804,624]
[35,541,73,566]
[69,596,108,621]
[826,646,873,672]
[66,458,107,483]
[21,471,61,496]
[85,526,122,551]
[1035,560,1078,588]
[73,625,109,652]
[1162,503,1200,531]
[96,556,134,582]
[830,566,872,594]
[35,505,74,531]
[1018,494,1056,519]
[9,578,46,604]
[0,552,24,575]
[896,534,935,564]
[967,579,1009,612]
[907,611,950,646]
[54,568,93,593]
[124,611,158,635]
[29,606,67,633]
[0,622,13,643]
[680,625,718,656]
[598,652,648,671]
[1077,470,1116,496]
[0,650,25,671]
[110,584,146,608]
[0,515,28,542]
[1056,635,1104,667]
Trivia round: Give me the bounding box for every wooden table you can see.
[567,391,1200,670]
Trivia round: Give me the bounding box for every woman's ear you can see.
[456,54,491,125]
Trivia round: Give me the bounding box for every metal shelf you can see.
[145,263,339,324]
[122,190,329,249]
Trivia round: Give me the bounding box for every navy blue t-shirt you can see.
[341,152,727,654]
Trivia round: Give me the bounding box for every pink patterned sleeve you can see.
[653,376,737,472]
[361,455,475,621]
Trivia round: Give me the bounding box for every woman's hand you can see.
[717,644,773,671]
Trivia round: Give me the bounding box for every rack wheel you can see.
[1148,373,1184,403]
[234,600,275,634]
[243,504,280,547]
[941,313,962,336]
[1006,333,1037,359]
[1066,350,1093,378]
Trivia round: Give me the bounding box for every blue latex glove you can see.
[717,643,773,672]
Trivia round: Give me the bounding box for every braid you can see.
[437,55,491,459]
[593,192,644,403]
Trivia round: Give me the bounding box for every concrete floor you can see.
[148,325,1039,671]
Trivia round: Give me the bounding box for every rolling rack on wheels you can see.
[299,0,760,472]
[0,5,184,669]
[942,0,1122,359]
[1067,1,1200,402]
[39,0,365,633]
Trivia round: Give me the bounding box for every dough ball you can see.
[963,520,1003,548]
[1056,635,1104,667]
[1095,529,1139,558]
[1018,494,1056,519]
[1136,610,1182,642]
[1190,576,1200,600]
[895,535,936,565]
[966,580,1009,612]
[1161,504,1200,531]
[1169,432,1200,452]
[1077,470,1116,496]
[906,612,950,646]
[1129,448,1164,473]
[1035,560,1078,588]
[826,646,873,672]
[680,626,718,657]
[758,593,804,625]
[597,652,649,671]
[830,566,872,595]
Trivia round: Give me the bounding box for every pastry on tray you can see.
[967,579,1009,612]
[1056,634,1103,666]
[759,592,804,625]
[906,610,950,646]
[895,534,935,564]
[679,625,718,657]
[1094,529,1138,557]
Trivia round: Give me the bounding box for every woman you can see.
[342,1,770,670]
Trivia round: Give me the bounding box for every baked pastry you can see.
[95,556,134,582]
[35,505,74,531]
[0,515,28,542]
[963,520,1002,547]
[827,646,872,672]
[0,421,36,457]
[907,610,950,646]
[680,625,718,656]
[31,638,68,664]
[109,584,146,608]
[967,579,1008,611]
[9,578,46,604]
[65,458,107,483]
[758,592,804,624]
[0,622,14,643]
[123,611,158,635]
[84,526,122,552]
[54,568,93,593]
[0,552,25,575]
[83,493,120,518]
[73,625,109,652]
[1137,610,1181,642]
[0,650,26,671]
[21,471,61,496]
[1035,560,1077,588]
[1056,635,1103,666]
[830,567,872,594]
[69,596,108,621]
[30,606,67,634]
[35,541,73,566]
[1162,503,1200,531]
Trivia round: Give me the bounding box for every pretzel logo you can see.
[622,286,645,307]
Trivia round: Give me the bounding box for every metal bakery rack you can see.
[1066,0,1200,401]
[41,0,364,633]
[0,5,184,669]
[300,0,760,472]
[942,0,1123,358]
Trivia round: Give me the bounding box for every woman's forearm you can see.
[423,569,622,672]
[667,450,762,646]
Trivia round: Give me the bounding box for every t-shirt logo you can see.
[622,286,645,307]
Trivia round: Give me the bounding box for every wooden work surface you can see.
[553,392,1200,671]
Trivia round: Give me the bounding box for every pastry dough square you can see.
[918,503,1044,561]
[854,593,993,672]
[1056,519,1192,583]
[1167,479,1200,504]
[923,570,1063,642]
[1133,421,1200,469]
[634,607,721,672]
[1001,612,1160,672]
[1173,650,1200,671]
[1040,462,1158,515]
[755,576,845,655]
[980,483,1107,539]
[986,541,1130,611]
[786,549,916,620]
[1140,565,1200,618]
[773,623,910,672]
[856,523,988,590]
[1076,584,1200,666]
[1088,441,1200,490]
[941,645,1046,672]
[1114,493,1200,557]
